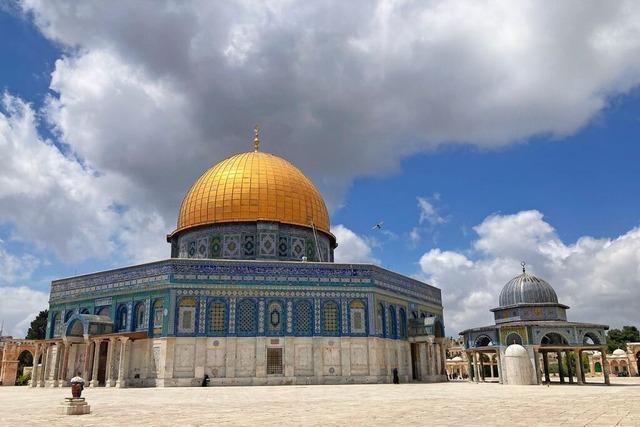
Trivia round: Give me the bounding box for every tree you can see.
[607,325,640,353]
[25,309,48,340]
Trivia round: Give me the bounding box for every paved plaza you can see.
[1,378,639,426]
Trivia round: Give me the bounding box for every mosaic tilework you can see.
[291,237,305,259]
[243,235,255,256]
[223,234,241,258]
[259,232,276,256]
[210,235,222,257]
[199,298,207,333]
[228,297,236,334]
[258,299,265,333]
[197,237,208,259]
[314,298,321,334]
[278,236,288,257]
[286,301,292,334]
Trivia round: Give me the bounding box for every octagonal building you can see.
[6,133,447,388]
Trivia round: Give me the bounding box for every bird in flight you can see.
[372,221,384,230]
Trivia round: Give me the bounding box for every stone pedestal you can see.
[59,398,91,415]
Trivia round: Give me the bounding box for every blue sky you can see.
[1,2,639,337]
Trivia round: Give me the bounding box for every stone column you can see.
[566,351,574,383]
[574,350,583,385]
[556,351,565,383]
[542,351,550,383]
[466,352,474,382]
[51,343,62,387]
[58,343,70,386]
[38,345,49,387]
[116,338,130,388]
[90,340,101,387]
[602,347,611,386]
[532,349,541,385]
[82,341,92,382]
[473,352,481,382]
[496,351,503,384]
[30,345,40,388]
[105,338,116,387]
[418,343,427,381]
[435,343,442,376]
[479,353,485,382]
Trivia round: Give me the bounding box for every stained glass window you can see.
[209,300,226,333]
[323,301,338,334]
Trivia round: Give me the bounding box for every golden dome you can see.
[173,150,331,235]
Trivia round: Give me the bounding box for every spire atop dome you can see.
[521,261,526,273]
[253,125,260,152]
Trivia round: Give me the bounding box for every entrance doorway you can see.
[97,341,108,385]
[410,343,419,380]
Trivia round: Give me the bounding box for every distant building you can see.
[460,264,610,385]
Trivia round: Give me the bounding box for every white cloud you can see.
[419,210,640,335]
[417,195,447,226]
[0,93,168,263]
[17,0,640,214]
[0,286,49,338]
[332,225,380,265]
[0,244,39,285]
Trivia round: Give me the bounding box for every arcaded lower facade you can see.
[0,133,447,388]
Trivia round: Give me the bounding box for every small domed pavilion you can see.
[460,263,610,385]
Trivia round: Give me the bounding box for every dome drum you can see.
[169,220,334,262]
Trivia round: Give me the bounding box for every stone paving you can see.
[1,377,639,426]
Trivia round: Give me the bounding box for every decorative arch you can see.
[398,308,407,339]
[134,302,146,331]
[505,332,523,345]
[50,312,61,338]
[377,303,386,337]
[474,335,493,347]
[79,308,90,314]
[582,332,601,345]
[66,319,84,337]
[95,306,110,318]
[540,332,569,346]
[387,306,397,339]
[116,304,128,332]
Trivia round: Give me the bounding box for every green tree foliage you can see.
[607,326,640,353]
[25,309,48,340]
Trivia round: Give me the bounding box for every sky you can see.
[0,1,639,338]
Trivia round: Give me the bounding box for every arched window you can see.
[377,303,385,337]
[51,312,60,338]
[388,306,397,339]
[116,305,128,331]
[178,297,196,334]
[323,301,339,335]
[208,300,226,334]
[80,308,90,314]
[64,311,73,322]
[295,300,313,335]
[237,299,257,335]
[266,301,283,335]
[349,300,366,334]
[475,335,493,347]
[540,332,568,346]
[153,299,164,334]
[505,332,522,345]
[399,308,407,339]
[134,302,146,331]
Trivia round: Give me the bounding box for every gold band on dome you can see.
[173,150,331,236]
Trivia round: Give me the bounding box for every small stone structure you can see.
[503,344,534,385]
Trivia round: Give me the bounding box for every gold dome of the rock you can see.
[173,146,331,236]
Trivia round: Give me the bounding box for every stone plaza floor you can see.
[1,377,639,426]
